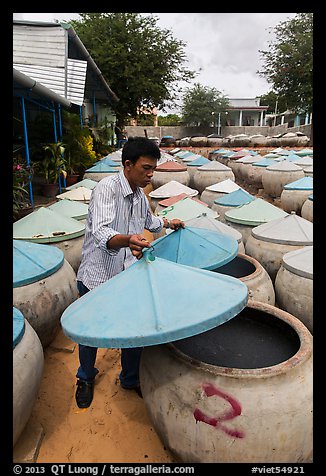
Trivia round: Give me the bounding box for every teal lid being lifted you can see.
[48,199,89,221]
[184,214,243,244]
[151,226,238,270]
[283,176,313,190]
[61,252,248,348]
[13,239,64,287]
[13,207,85,243]
[158,196,218,221]
[225,198,288,226]
[13,307,25,349]
[214,188,255,207]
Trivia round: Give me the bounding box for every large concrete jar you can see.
[13,241,79,347]
[200,179,240,208]
[214,253,275,305]
[275,247,313,333]
[262,161,305,198]
[280,177,313,215]
[151,162,190,190]
[51,235,85,273]
[192,162,235,194]
[13,309,44,447]
[140,300,313,463]
[245,213,313,283]
[301,195,313,222]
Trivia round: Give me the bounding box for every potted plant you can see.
[13,157,33,221]
[64,153,81,187]
[34,142,67,197]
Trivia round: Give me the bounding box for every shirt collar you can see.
[119,170,142,201]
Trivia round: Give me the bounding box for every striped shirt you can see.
[77,170,164,289]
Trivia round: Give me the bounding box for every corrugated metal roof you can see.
[13,20,118,106]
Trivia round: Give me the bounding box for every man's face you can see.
[124,156,158,189]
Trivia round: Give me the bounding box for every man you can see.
[75,136,185,408]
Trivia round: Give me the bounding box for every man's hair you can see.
[121,136,161,165]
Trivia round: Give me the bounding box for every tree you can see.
[71,13,195,131]
[258,91,288,114]
[158,114,182,126]
[257,13,313,114]
[181,83,230,127]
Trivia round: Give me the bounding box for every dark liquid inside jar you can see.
[172,308,300,369]
[213,256,256,278]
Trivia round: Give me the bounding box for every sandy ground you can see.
[28,330,177,464]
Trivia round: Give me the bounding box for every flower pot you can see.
[41,183,59,198]
[65,174,80,187]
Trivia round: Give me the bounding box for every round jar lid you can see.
[155,161,187,172]
[13,307,25,348]
[251,213,313,245]
[13,207,85,243]
[282,246,313,279]
[214,189,255,207]
[149,180,198,198]
[225,198,288,226]
[158,196,218,221]
[186,156,210,166]
[13,239,64,287]
[185,214,242,243]
[61,252,248,348]
[151,226,238,270]
[283,177,313,190]
[205,179,240,193]
[266,161,303,172]
[65,179,98,191]
[48,199,89,221]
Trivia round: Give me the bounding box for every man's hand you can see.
[163,218,185,230]
[129,234,151,259]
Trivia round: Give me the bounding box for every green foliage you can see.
[61,111,98,175]
[158,114,182,126]
[13,156,31,215]
[258,91,288,114]
[33,142,66,184]
[181,83,230,127]
[71,13,195,129]
[258,13,313,114]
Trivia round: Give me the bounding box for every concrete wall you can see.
[125,124,312,140]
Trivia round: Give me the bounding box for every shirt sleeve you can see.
[144,197,164,233]
[91,181,120,255]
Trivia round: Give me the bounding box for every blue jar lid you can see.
[94,157,120,167]
[61,253,248,348]
[65,179,98,191]
[151,226,238,270]
[283,176,313,190]
[13,239,64,287]
[214,189,255,207]
[186,156,210,166]
[85,163,119,172]
[13,307,25,349]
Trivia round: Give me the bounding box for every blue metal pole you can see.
[51,102,62,193]
[21,96,34,208]
[79,105,83,128]
[57,103,66,189]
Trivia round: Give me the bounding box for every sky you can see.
[13,12,298,115]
